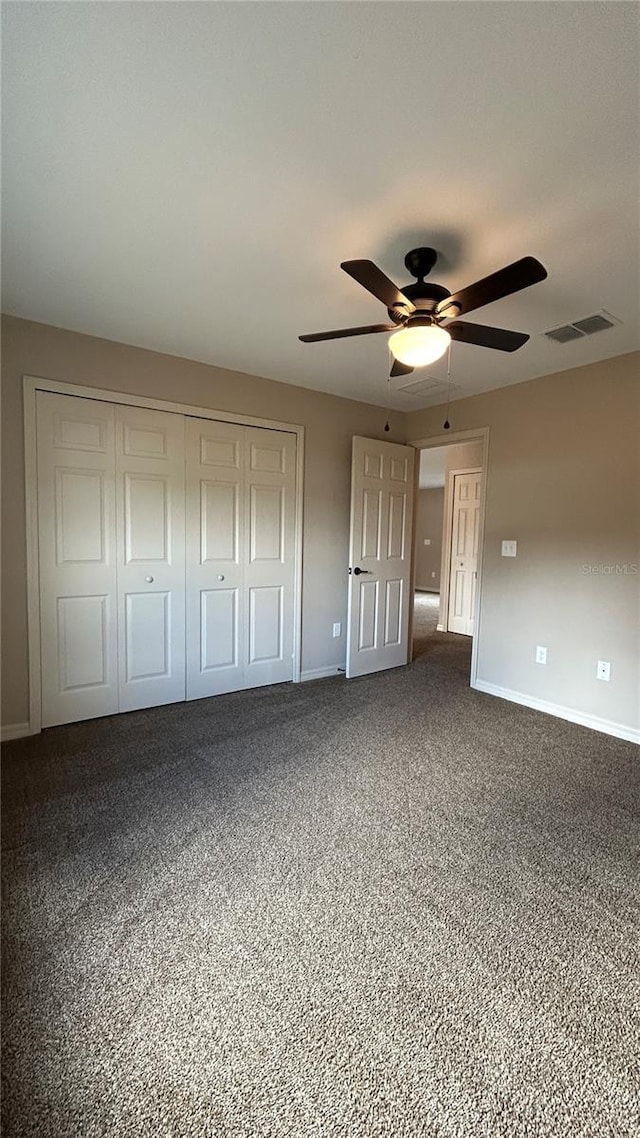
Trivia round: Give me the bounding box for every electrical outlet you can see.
[332,622,341,638]
[431,571,436,578]
[423,538,431,546]
[536,646,547,665]
[597,660,611,682]
[502,540,517,557]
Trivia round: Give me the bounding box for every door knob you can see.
[217,574,225,581]
[352,567,372,575]
[145,576,154,583]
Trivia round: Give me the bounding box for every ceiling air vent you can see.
[545,324,584,344]
[572,313,616,335]
[393,374,461,400]
[543,310,621,344]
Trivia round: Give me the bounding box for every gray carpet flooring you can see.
[2,597,639,1137]
[412,591,441,655]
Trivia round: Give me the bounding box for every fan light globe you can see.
[389,324,451,367]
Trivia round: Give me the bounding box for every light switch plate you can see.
[502,540,517,557]
[332,622,341,638]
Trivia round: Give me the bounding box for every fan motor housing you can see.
[388,281,451,320]
[387,249,452,318]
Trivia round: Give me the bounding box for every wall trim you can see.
[23,374,306,735]
[1,723,31,742]
[300,666,343,682]
[473,679,640,744]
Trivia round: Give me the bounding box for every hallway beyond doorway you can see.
[413,591,440,660]
[412,590,471,668]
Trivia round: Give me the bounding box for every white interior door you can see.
[186,419,296,699]
[447,470,482,636]
[37,392,118,727]
[346,436,415,679]
[115,405,186,711]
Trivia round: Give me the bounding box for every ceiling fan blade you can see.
[390,359,414,378]
[299,323,398,343]
[447,321,530,352]
[341,260,416,314]
[437,256,547,318]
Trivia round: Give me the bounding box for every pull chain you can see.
[443,341,452,430]
[384,346,392,432]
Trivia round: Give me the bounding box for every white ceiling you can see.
[2,2,639,411]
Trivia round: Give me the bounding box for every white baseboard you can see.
[437,624,445,632]
[300,666,343,682]
[472,680,639,744]
[1,722,32,742]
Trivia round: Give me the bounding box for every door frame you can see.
[441,465,483,634]
[408,427,489,689]
[23,374,305,735]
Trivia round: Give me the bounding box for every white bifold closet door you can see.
[36,391,296,727]
[37,392,186,725]
[37,392,119,726]
[115,404,186,712]
[185,418,296,699]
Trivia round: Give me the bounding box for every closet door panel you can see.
[200,589,238,671]
[186,419,244,699]
[115,405,186,711]
[37,392,118,726]
[244,428,296,689]
[186,420,297,698]
[248,585,283,664]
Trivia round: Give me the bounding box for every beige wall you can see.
[444,441,484,476]
[407,352,640,734]
[3,316,638,738]
[0,315,405,727]
[414,489,444,590]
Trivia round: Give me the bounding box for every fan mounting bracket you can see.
[404,247,438,280]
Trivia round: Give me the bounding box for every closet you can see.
[36,391,297,727]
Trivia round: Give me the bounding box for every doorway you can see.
[409,429,488,683]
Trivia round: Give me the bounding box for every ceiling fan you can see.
[299,247,548,378]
